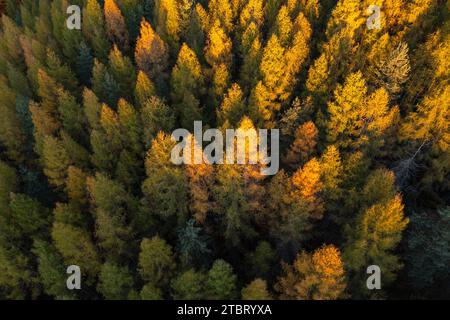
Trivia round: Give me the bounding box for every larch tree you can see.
[204,20,233,108]
[42,135,71,188]
[44,49,78,93]
[97,262,135,300]
[116,99,144,189]
[82,0,111,60]
[185,137,215,224]
[217,83,246,127]
[87,173,135,263]
[32,239,75,299]
[284,121,318,169]
[0,76,27,162]
[90,104,122,173]
[171,43,205,129]
[374,42,411,98]
[275,245,347,300]
[104,0,129,52]
[406,207,450,295]
[273,5,293,47]
[171,269,206,300]
[135,19,169,92]
[140,132,189,234]
[139,236,176,289]
[343,193,408,297]
[208,0,234,33]
[51,221,101,286]
[242,279,272,300]
[153,0,182,50]
[326,71,367,148]
[134,71,156,107]
[140,96,175,148]
[83,88,102,131]
[108,45,136,101]
[213,117,266,246]
[320,145,344,207]
[205,259,237,300]
[291,158,324,220]
[240,0,265,32]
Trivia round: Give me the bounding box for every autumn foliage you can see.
[0,0,448,300]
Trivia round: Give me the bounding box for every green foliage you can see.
[206,260,237,300]
[32,240,75,299]
[406,208,450,296]
[242,279,272,300]
[246,241,277,280]
[97,263,135,300]
[0,0,448,300]
[140,96,175,147]
[140,283,163,300]
[138,236,176,288]
[171,269,206,300]
[9,193,49,237]
[51,222,101,286]
[87,173,135,262]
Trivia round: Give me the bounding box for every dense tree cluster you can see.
[0,0,448,299]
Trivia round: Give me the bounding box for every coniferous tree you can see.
[242,279,272,300]
[140,96,175,148]
[135,19,169,93]
[406,208,450,296]
[205,259,237,300]
[153,0,182,50]
[77,41,94,85]
[134,71,156,107]
[140,132,188,234]
[171,43,204,129]
[139,236,176,289]
[0,0,447,301]
[276,245,347,300]
[32,239,75,300]
[104,0,129,52]
[343,194,408,297]
[284,121,318,168]
[0,76,27,161]
[171,269,206,300]
[97,262,135,300]
[52,221,101,286]
[87,173,135,262]
[108,45,136,101]
[83,0,111,60]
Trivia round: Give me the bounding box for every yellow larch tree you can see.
[205,19,233,68]
[217,83,246,127]
[185,135,215,224]
[273,5,293,47]
[153,0,181,50]
[284,121,318,169]
[135,19,169,90]
[208,0,234,33]
[276,245,347,300]
[291,158,324,219]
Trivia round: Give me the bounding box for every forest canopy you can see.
[0,0,449,300]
